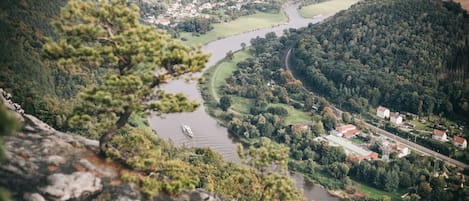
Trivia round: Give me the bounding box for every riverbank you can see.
[298,0,358,18]
[201,49,311,124]
[180,11,288,46]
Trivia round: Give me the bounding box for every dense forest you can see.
[0,0,85,129]
[290,0,469,121]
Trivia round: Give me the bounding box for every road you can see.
[284,48,469,169]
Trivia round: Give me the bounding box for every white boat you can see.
[181,124,194,137]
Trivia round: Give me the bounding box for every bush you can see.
[267,106,288,117]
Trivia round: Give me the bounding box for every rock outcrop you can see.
[0,89,228,201]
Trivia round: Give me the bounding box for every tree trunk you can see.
[99,109,132,156]
[260,183,273,201]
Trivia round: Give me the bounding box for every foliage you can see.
[321,106,337,131]
[342,112,352,123]
[291,0,469,122]
[177,17,213,34]
[219,95,231,111]
[199,4,469,199]
[111,127,304,200]
[0,0,83,129]
[0,103,19,201]
[178,12,288,46]
[43,0,208,153]
[0,105,20,154]
[238,137,305,201]
[0,187,11,201]
[326,162,349,179]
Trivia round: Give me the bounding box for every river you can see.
[148,3,339,201]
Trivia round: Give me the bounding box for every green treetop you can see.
[43,0,209,155]
[238,137,305,201]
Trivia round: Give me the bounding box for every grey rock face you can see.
[0,89,138,200]
[39,172,102,200]
[0,89,229,201]
[23,193,46,201]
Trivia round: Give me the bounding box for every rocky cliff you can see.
[0,89,227,201]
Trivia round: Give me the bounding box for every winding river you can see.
[148,3,339,201]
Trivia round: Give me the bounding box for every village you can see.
[141,0,274,26]
[315,105,467,164]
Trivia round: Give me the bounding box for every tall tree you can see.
[219,95,232,111]
[43,0,209,155]
[237,138,305,201]
[321,106,337,131]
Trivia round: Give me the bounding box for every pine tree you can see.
[43,0,209,155]
[238,138,305,201]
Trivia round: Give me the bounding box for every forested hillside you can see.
[0,0,85,128]
[290,0,469,120]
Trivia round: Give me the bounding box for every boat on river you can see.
[181,124,194,137]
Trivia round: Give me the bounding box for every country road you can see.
[284,48,469,169]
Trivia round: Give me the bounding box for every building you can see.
[390,112,403,125]
[377,106,390,119]
[335,124,360,139]
[156,17,171,26]
[433,129,448,142]
[382,141,409,158]
[454,136,467,149]
[395,144,410,158]
[325,135,378,161]
[357,152,379,161]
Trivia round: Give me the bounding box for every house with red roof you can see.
[357,152,379,161]
[454,136,467,149]
[335,124,360,139]
[433,129,448,142]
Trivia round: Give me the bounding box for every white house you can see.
[377,106,390,119]
[395,144,410,158]
[454,136,467,149]
[433,129,448,142]
[390,112,403,125]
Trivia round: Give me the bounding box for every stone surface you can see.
[39,172,102,200]
[23,193,46,201]
[0,89,230,201]
[0,89,140,200]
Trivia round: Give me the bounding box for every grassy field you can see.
[411,119,427,130]
[212,51,252,96]
[267,103,311,125]
[349,137,365,145]
[354,180,405,201]
[180,12,287,46]
[298,0,359,18]
[230,96,254,114]
[204,49,312,126]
